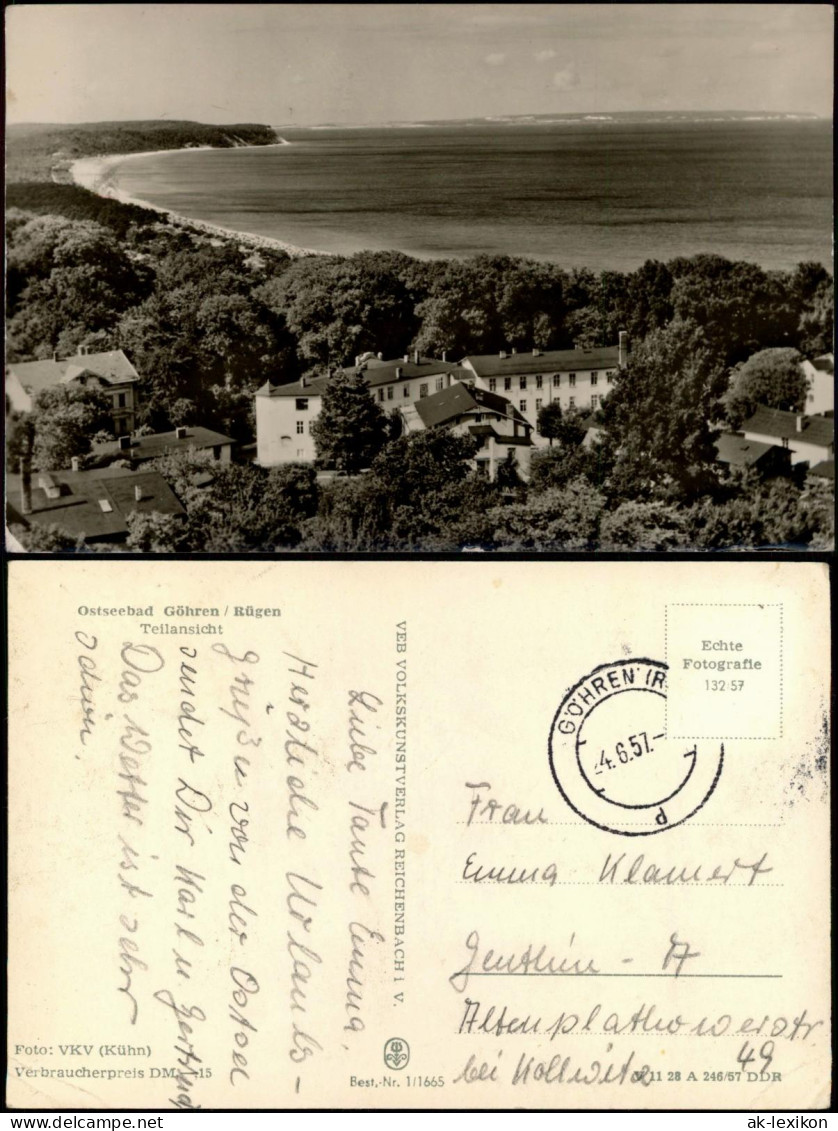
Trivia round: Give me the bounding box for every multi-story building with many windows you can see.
[460,333,628,447]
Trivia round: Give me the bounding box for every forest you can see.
[5,153,835,553]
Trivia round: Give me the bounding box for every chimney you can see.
[796,414,804,433]
[395,366,403,379]
[134,484,144,502]
[532,347,541,357]
[175,426,187,440]
[403,354,409,363]
[618,330,628,368]
[511,347,517,355]
[53,351,59,362]
[119,435,132,451]
[499,350,507,360]
[71,456,81,472]
[413,350,420,365]
[300,375,307,388]
[441,350,447,362]
[377,352,383,361]
[20,462,32,516]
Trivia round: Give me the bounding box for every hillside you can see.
[5,119,280,182]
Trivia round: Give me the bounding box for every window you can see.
[435,377,444,392]
[606,371,615,384]
[535,398,543,412]
[419,384,428,398]
[519,400,527,413]
[489,378,497,392]
[519,376,527,390]
[378,389,384,402]
[536,375,543,389]
[97,499,113,513]
[387,386,394,400]
[569,397,576,409]
[552,374,560,387]
[591,395,599,409]
[403,384,410,398]
[213,445,222,460]
[296,398,309,411]
[781,437,789,449]
[568,373,576,387]
[591,373,598,386]
[117,392,127,408]
[296,421,304,434]
[504,377,512,391]
[308,420,314,432]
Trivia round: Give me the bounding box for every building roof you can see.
[94,426,234,462]
[255,357,471,398]
[742,406,834,449]
[414,383,531,429]
[807,459,834,480]
[6,358,66,396]
[462,345,621,378]
[7,349,139,397]
[255,375,331,398]
[6,467,185,542]
[346,358,472,389]
[61,350,139,386]
[715,432,782,468]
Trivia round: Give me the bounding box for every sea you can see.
[107,118,833,272]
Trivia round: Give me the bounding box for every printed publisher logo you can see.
[383,1037,409,1069]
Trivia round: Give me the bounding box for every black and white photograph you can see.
[5,2,834,552]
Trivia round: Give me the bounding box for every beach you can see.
[69,144,326,258]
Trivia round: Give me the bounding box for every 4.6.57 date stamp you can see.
[548,658,723,837]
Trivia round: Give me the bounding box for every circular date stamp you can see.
[548,658,723,836]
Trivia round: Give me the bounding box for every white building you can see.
[800,353,834,416]
[255,354,473,467]
[460,333,627,447]
[6,348,141,435]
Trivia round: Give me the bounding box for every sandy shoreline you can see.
[69,144,327,258]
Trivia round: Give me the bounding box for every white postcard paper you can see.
[6,559,831,1109]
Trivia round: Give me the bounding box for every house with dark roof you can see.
[6,348,141,435]
[6,466,185,545]
[459,333,628,447]
[741,407,834,469]
[93,425,234,466]
[255,353,471,466]
[714,432,792,477]
[408,383,534,480]
[800,353,834,416]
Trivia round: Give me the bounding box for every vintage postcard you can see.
[6,559,831,1110]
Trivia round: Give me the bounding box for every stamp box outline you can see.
[664,602,783,740]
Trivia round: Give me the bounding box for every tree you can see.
[29,384,113,471]
[536,401,587,448]
[8,522,83,551]
[311,369,389,474]
[488,479,606,550]
[370,428,479,507]
[725,348,807,427]
[495,448,522,490]
[598,318,729,501]
[598,500,690,551]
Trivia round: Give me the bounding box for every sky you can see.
[5,3,834,126]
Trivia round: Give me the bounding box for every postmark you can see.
[548,658,723,836]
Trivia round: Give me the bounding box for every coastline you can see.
[69,143,328,259]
